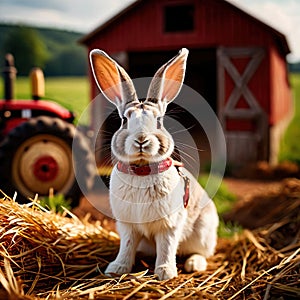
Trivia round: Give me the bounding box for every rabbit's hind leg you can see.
[184,254,207,272]
[179,201,219,273]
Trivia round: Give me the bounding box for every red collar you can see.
[117,157,173,176]
[116,158,189,208]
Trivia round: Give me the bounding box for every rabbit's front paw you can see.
[105,261,132,276]
[184,254,207,272]
[155,264,178,280]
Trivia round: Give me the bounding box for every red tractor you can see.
[0,54,95,207]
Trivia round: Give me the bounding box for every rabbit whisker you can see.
[169,125,196,135]
[175,141,204,152]
[176,149,199,164]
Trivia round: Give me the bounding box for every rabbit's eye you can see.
[157,117,163,129]
[122,117,128,129]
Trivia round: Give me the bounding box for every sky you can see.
[0,0,299,62]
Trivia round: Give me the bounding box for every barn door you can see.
[217,47,267,165]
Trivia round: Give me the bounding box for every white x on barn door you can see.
[217,47,268,165]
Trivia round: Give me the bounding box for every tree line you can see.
[0,24,88,76]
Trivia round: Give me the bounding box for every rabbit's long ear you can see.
[90,49,139,116]
[146,48,189,105]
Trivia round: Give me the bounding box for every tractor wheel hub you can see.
[33,156,59,182]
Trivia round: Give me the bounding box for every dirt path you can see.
[223,177,282,202]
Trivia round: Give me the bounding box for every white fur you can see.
[90,48,219,280]
[106,166,219,280]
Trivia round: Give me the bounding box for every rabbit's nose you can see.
[134,138,150,150]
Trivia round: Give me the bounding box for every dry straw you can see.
[0,181,299,299]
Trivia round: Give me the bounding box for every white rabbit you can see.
[90,48,219,280]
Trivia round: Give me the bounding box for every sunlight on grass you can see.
[44,77,90,119]
[39,193,71,213]
[279,73,300,163]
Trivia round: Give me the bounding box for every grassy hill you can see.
[0,24,88,76]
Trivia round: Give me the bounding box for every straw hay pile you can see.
[0,179,299,299]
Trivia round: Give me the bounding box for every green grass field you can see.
[0,76,90,123]
[279,73,300,163]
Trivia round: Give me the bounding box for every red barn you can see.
[80,0,292,168]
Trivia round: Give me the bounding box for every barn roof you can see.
[79,0,290,56]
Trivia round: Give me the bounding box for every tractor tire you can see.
[0,116,95,207]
